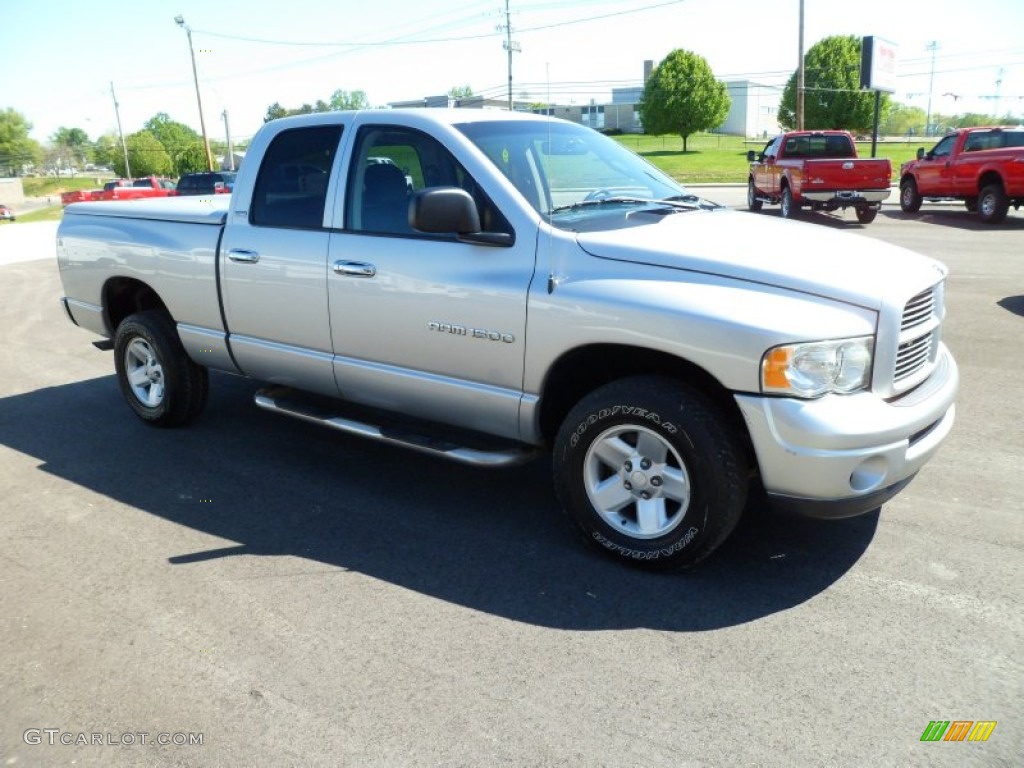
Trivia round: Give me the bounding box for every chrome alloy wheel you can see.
[583,424,692,539]
[124,338,165,407]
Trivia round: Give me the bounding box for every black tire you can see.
[113,310,209,427]
[780,185,796,218]
[899,178,922,212]
[747,178,762,211]
[964,197,978,212]
[552,376,748,571]
[978,183,1009,224]
[855,206,878,224]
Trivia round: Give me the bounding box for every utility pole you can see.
[175,15,215,171]
[925,41,939,137]
[994,67,1004,121]
[110,81,131,178]
[499,0,521,111]
[222,110,234,171]
[796,0,805,130]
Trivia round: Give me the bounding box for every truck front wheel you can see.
[978,183,1009,223]
[553,376,748,570]
[900,179,922,212]
[747,178,763,211]
[114,311,209,427]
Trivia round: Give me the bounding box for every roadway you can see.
[0,196,1021,766]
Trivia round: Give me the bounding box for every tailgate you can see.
[801,158,892,189]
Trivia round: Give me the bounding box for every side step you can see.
[254,386,539,468]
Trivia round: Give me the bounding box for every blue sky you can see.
[4,0,1022,145]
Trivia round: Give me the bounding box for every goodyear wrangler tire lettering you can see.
[553,375,747,571]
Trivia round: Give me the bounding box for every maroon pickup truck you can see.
[899,127,1024,223]
[747,131,892,224]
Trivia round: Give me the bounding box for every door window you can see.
[251,125,342,229]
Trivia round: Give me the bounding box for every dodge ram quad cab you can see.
[747,130,892,223]
[56,110,958,570]
[899,126,1024,223]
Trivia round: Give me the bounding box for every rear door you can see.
[219,122,346,397]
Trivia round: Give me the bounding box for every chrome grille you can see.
[902,288,935,331]
[891,283,942,390]
[895,333,934,382]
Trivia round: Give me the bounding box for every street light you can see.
[175,15,215,171]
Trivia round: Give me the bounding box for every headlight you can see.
[761,337,874,398]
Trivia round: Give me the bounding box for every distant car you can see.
[0,204,15,222]
[175,171,237,196]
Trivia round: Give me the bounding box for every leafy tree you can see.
[92,133,122,171]
[265,88,370,122]
[779,35,890,132]
[880,103,927,137]
[328,89,369,110]
[144,113,207,175]
[0,108,44,175]
[448,85,474,99]
[120,130,173,177]
[639,49,730,152]
[51,126,92,170]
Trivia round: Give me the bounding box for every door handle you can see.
[333,261,376,278]
[228,249,260,263]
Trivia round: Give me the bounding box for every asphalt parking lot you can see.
[0,196,1021,767]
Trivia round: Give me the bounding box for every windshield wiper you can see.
[548,197,669,215]
[661,194,720,210]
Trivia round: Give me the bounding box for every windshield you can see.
[456,119,712,231]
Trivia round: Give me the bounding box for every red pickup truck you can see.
[899,127,1024,223]
[60,176,176,206]
[747,131,892,224]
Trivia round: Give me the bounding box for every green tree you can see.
[779,35,890,132]
[639,49,730,151]
[264,102,289,123]
[328,89,369,110]
[51,126,92,170]
[144,113,207,175]
[120,130,173,177]
[448,85,474,99]
[880,103,927,137]
[92,133,122,171]
[0,108,44,175]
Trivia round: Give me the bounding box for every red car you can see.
[0,204,15,222]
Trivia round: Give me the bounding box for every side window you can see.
[346,125,510,237]
[251,125,342,229]
[931,135,956,159]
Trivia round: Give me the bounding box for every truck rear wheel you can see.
[855,206,878,224]
[978,183,1009,224]
[552,376,747,570]
[899,179,922,212]
[114,311,209,427]
[780,185,796,218]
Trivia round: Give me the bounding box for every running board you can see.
[254,386,538,468]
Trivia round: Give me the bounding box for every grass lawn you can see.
[614,133,924,184]
[15,205,65,223]
[21,176,109,198]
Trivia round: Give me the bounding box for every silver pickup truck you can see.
[56,109,958,570]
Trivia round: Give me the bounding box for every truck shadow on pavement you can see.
[0,372,880,632]
[880,208,1024,230]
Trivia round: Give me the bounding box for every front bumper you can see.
[735,343,958,518]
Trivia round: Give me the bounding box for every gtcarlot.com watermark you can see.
[23,729,203,747]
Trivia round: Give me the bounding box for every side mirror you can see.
[410,187,512,247]
[746,150,756,163]
[916,147,925,161]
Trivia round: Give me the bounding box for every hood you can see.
[575,209,946,310]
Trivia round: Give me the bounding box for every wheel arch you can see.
[536,344,750,456]
[977,170,1004,193]
[103,277,171,335]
